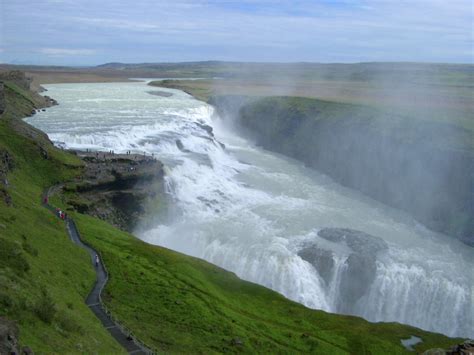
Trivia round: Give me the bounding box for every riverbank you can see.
[60,150,164,232]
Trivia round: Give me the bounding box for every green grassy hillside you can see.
[0,75,462,353]
[0,81,125,352]
[71,213,460,354]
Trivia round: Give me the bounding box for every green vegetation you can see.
[73,213,460,354]
[0,80,125,353]
[0,73,463,353]
[154,79,213,102]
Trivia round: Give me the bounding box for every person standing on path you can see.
[95,254,100,267]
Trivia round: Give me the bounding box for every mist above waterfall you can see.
[207,62,473,244]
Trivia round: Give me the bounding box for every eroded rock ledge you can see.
[63,151,165,232]
[298,228,388,313]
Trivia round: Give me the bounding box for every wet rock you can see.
[0,82,5,115]
[230,337,243,346]
[460,235,474,247]
[298,247,334,285]
[448,340,474,355]
[43,96,58,107]
[424,341,474,355]
[147,90,173,97]
[197,196,219,209]
[317,228,387,255]
[176,139,191,153]
[0,317,20,355]
[65,150,165,232]
[196,122,214,137]
[298,228,387,313]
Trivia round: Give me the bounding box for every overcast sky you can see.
[0,0,472,65]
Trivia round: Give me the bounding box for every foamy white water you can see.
[27,81,473,338]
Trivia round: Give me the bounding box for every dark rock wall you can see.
[0,82,5,115]
[0,71,32,91]
[65,153,165,232]
[214,95,474,244]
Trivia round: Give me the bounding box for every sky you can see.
[0,0,472,65]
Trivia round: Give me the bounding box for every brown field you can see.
[155,78,474,131]
[1,62,471,131]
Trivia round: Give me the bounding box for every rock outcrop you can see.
[0,317,20,354]
[64,151,165,232]
[0,82,5,116]
[0,70,32,91]
[0,149,14,206]
[0,70,58,119]
[298,228,387,313]
[423,339,474,355]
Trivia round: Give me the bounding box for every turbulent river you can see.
[27,81,473,338]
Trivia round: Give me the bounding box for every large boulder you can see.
[298,228,387,313]
[0,317,21,354]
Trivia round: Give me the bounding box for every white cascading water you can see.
[27,81,473,338]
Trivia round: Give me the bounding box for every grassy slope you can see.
[70,213,460,354]
[0,82,125,353]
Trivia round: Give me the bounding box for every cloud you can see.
[38,48,96,57]
[1,0,472,64]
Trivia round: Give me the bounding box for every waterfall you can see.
[28,80,474,338]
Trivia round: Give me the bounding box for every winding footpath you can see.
[42,188,153,354]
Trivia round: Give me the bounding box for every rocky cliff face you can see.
[298,228,387,313]
[0,317,21,355]
[0,70,58,119]
[0,70,32,91]
[0,82,5,115]
[63,151,165,232]
[213,95,474,245]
